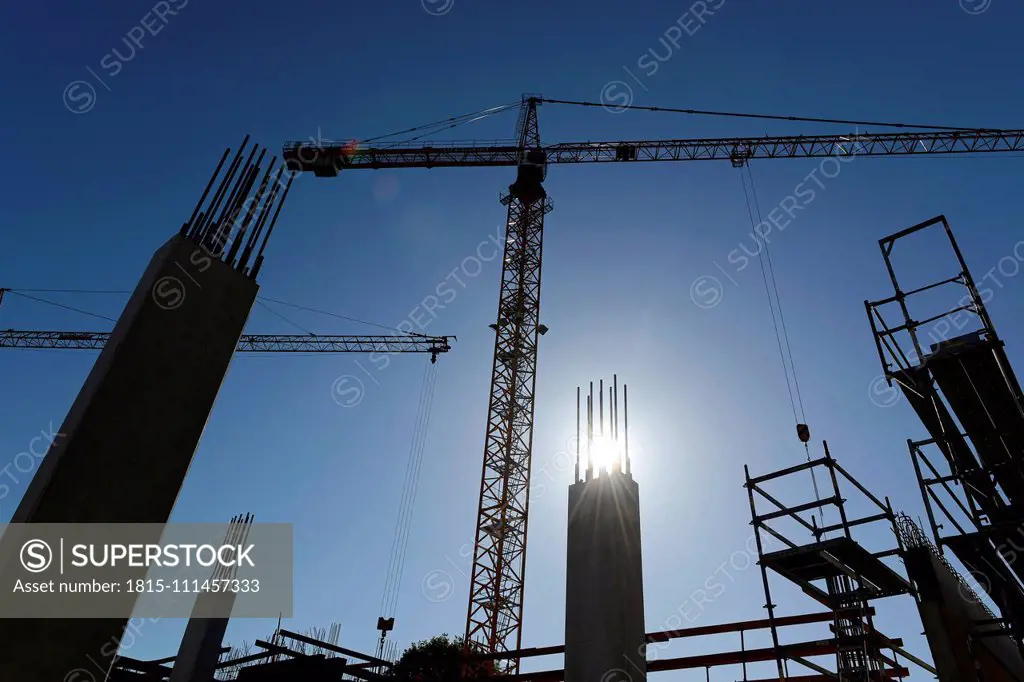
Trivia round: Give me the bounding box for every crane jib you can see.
[281,128,1024,174]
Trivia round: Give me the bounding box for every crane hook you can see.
[797,423,810,443]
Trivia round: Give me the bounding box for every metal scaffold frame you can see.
[865,214,1001,381]
[865,215,1024,639]
[746,445,918,682]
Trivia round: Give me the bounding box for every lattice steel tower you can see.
[463,96,552,671]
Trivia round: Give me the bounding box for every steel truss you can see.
[463,97,552,672]
[0,329,452,357]
[284,129,1024,173]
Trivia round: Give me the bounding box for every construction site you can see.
[2,87,1024,681]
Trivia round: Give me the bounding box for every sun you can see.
[589,433,624,473]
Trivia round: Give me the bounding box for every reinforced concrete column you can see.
[0,233,258,681]
[564,471,646,682]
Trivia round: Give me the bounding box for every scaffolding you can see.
[865,215,1024,639]
[107,624,386,682]
[746,444,916,682]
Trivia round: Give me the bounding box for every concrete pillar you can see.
[168,611,232,682]
[0,233,258,681]
[169,516,248,682]
[906,545,1024,682]
[565,470,646,682]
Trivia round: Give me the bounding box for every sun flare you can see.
[589,433,625,472]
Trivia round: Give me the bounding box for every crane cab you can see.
[508,149,547,203]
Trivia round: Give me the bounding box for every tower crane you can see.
[283,95,1024,672]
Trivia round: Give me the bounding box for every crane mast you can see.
[281,103,1024,670]
[462,97,551,670]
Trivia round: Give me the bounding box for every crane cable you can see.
[361,101,521,149]
[2,289,119,323]
[1,288,421,337]
[738,165,824,525]
[743,165,807,423]
[257,296,415,335]
[541,98,1000,133]
[379,358,439,621]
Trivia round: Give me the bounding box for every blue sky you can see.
[2,0,1024,678]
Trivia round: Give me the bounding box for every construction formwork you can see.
[865,215,1024,640]
[745,444,917,682]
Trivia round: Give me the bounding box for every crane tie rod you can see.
[313,101,521,150]
[2,289,118,323]
[540,98,1000,133]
